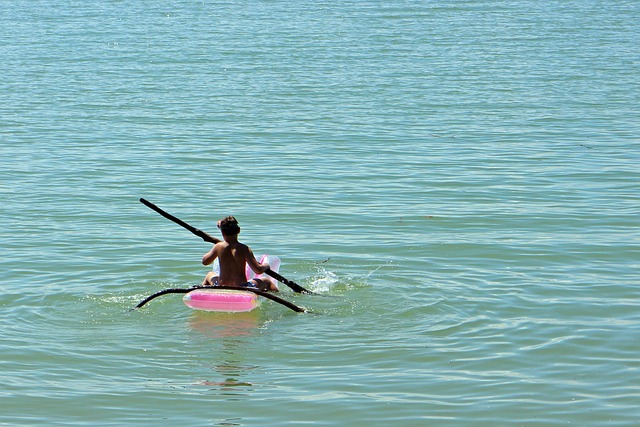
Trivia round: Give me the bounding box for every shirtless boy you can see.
[200,216,279,292]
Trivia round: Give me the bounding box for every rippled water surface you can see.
[1,0,639,426]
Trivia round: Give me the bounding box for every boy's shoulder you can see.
[228,240,249,250]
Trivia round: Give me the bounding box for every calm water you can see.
[1,0,639,425]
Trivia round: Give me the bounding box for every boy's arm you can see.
[246,246,269,274]
[202,244,218,266]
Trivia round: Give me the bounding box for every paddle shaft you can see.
[139,198,313,294]
[140,198,221,244]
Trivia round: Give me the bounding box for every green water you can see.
[1,1,639,425]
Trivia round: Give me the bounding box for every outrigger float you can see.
[132,285,305,313]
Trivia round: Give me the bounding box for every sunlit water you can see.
[1,1,639,425]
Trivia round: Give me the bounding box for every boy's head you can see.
[218,216,240,236]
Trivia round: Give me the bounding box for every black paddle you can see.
[139,198,314,294]
[132,285,306,313]
[140,197,222,245]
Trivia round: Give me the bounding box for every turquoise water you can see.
[1,0,639,425]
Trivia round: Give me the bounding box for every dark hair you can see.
[218,216,240,235]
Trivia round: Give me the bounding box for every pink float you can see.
[184,255,281,312]
[183,288,259,312]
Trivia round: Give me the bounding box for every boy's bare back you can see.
[201,216,277,291]
[213,240,256,286]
